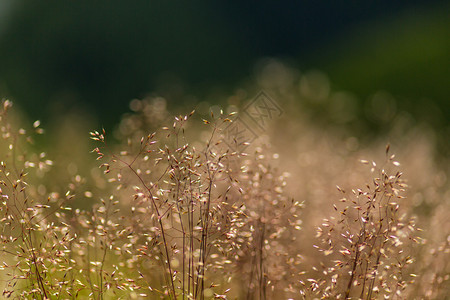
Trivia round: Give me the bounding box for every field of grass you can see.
[0,65,449,299]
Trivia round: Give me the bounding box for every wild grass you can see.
[0,68,449,300]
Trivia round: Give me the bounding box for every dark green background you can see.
[0,1,449,137]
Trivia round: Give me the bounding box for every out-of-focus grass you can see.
[0,63,449,298]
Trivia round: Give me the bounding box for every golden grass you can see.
[0,65,448,299]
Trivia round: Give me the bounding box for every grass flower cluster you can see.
[0,86,448,299]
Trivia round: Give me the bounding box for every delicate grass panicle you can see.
[0,100,75,298]
[226,148,304,299]
[0,95,448,299]
[90,101,303,299]
[304,146,419,299]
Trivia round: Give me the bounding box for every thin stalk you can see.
[122,159,177,299]
[259,222,266,300]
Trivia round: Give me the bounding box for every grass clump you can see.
[0,94,448,299]
[307,149,419,299]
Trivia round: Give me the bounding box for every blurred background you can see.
[0,0,449,152]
